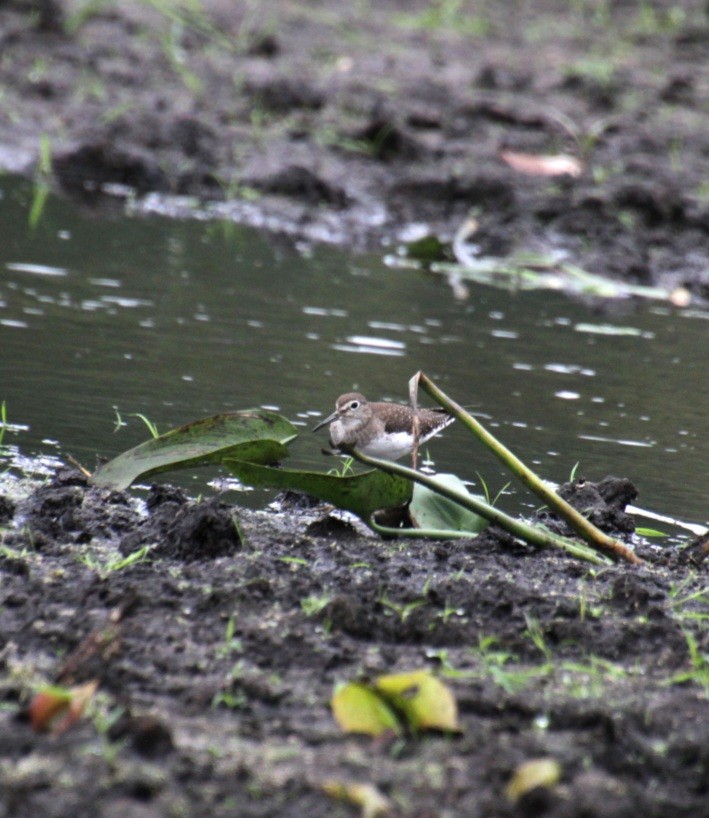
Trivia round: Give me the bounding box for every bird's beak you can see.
[312,410,338,433]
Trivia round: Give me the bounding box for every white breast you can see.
[357,431,413,461]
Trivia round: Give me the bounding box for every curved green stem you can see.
[348,449,609,565]
[412,371,643,565]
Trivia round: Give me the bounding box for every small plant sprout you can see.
[491,481,512,507]
[666,630,709,695]
[300,594,332,617]
[278,556,308,567]
[29,134,53,229]
[424,648,459,675]
[216,616,242,659]
[466,635,549,694]
[475,471,491,504]
[569,462,581,481]
[436,602,466,625]
[327,456,355,477]
[0,400,7,447]
[77,545,150,578]
[524,614,552,660]
[669,586,708,623]
[212,659,248,710]
[131,413,160,439]
[379,593,427,624]
[0,539,33,563]
[90,694,126,765]
[38,133,52,175]
[474,473,511,506]
[112,408,159,438]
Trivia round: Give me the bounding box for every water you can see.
[1,176,706,532]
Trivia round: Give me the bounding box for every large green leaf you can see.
[409,473,488,535]
[91,411,297,491]
[225,459,412,522]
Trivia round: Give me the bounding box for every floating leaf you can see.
[331,682,401,737]
[409,473,488,535]
[373,669,460,733]
[433,255,679,303]
[225,459,412,523]
[505,758,562,803]
[30,680,99,735]
[91,411,297,490]
[322,780,392,818]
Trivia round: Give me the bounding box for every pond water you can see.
[1,176,706,533]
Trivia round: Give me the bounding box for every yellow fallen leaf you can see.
[374,669,460,733]
[322,780,392,818]
[506,757,562,802]
[331,681,402,737]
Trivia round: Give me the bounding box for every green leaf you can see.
[635,527,667,538]
[404,234,448,263]
[91,411,297,490]
[408,473,488,535]
[225,459,412,522]
[331,681,402,737]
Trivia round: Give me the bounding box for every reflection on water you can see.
[0,175,707,529]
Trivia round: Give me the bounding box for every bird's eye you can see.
[349,400,359,410]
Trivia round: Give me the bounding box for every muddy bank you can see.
[0,466,707,817]
[0,1,708,296]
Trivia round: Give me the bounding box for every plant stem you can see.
[348,449,609,565]
[412,371,643,565]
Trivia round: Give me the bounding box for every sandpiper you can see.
[312,392,454,461]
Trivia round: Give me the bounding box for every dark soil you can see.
[1,467,707,818]
[1,3,708,816]
[0,0,708,297]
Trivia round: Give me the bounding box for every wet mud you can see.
[0,1,708,296]
[1,467,707,817]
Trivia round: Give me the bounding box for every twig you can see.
[65,453,92,478]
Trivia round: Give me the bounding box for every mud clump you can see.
[0,496,14,524]
[9,468,139,551]
[54,144,170,197]
[119,485,241,561]
[532,475,638,538]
